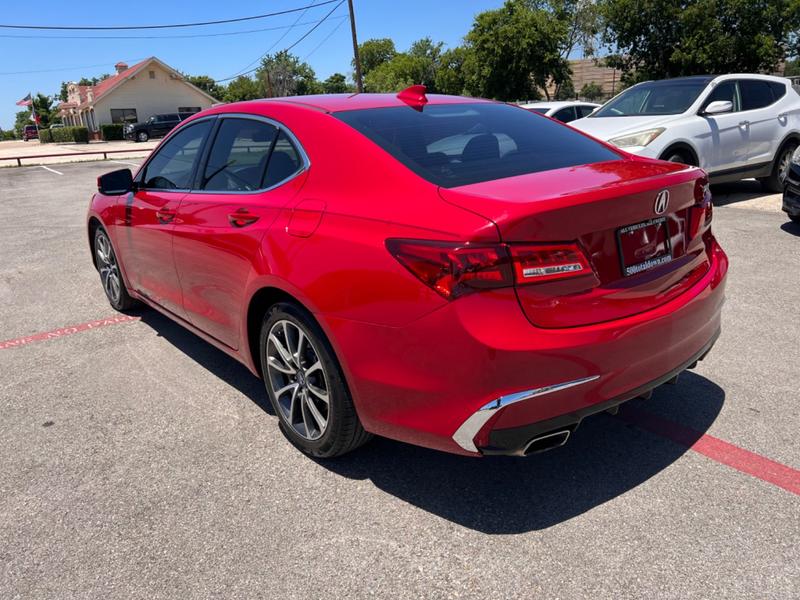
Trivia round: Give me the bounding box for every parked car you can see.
[124,112,193,142]
[571,74,800,192]
[88,88,727,459]
[22,124,38,141]
[781,147,800,223]
[519,100,601,123]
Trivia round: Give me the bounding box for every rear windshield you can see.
[335,103,620,188]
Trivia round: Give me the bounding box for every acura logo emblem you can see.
[654,190,670,215]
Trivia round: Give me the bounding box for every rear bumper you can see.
[783,173,800,217]
[322,236,728,456]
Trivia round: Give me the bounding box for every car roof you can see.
[519,101,600,108]
[634,74,790,86]
[232,93,496,114]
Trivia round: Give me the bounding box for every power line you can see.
[0,58,146,76]
[0,1,338,31]
[302,17,347,61]
[0,16,347,41]
[222,0,320,84]
[216,0,345,83]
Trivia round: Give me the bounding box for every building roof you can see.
[90,58,152,101]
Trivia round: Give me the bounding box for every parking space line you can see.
[620,406,800,496]
[0,315,140,350]
[39,165,63,175]
[110,160,140,167]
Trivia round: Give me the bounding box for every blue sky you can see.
[0,0,504,129]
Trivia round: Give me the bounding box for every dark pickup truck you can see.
[124,112,194,142]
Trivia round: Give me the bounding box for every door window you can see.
[552,107,578,123]
[740,80,775,111]
[202,118,278,191]
[263,130,304,188]
[702,81,739,111]
[141,120,212,190]
[577,105,597,118]
[768,81,786,101]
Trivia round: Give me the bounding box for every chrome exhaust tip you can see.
[521,429,571,456]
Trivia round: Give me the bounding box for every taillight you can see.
[386,239,513,299]
[508,243,592,283]
[690,179,713,238]
[386,239,593,300]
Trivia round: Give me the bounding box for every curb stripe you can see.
[0,315,140,350]
[621,406,800,496]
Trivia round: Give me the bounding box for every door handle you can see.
[156,208,176,223]
[778,112,788,119]
[738,120,750,128]
[228,209,259,228]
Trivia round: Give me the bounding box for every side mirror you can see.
[97,168,134,195]
[703,100,733,115]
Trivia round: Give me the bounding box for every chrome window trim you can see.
[189,112,311,196]
[451,375,601,454]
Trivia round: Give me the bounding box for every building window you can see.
[149,70,156,79]
[178,107,201,115]
[110,108,138,124]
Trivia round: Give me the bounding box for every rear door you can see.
[121,118,214,318]
[172,116,308,349]
[738,78,786,167]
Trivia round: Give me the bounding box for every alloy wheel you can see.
[266,319,330,441]
[95,231,122,305]
[778,148,794,184]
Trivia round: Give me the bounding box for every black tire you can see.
[662,150,693,165]
[136,131,148,142]
[93,227,138,312]
[760,142,797,193]
[790,214,800,224]
[259,302,371,458]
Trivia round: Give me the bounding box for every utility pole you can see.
[347,0,363,93]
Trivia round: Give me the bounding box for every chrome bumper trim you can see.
[451,375,600,454]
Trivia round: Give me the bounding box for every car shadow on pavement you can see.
[318,372,725,534]
[710,180,772,207]
[137,310,274,415]
[135,309,724,534]
[780,220,800,236]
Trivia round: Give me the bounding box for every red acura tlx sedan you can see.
[88,86,727,458]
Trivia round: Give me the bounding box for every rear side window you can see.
[577,105,596,117]
[202,118,278,191]
[264,131,303,188]
[552,106,577,123]
[335,103,620,188]
[768,81,786,100]
[740,80,775,110]
[142,120,212,190]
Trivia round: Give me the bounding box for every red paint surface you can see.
[0,315,139,350]
[621,406,800,496]
[85,94,730,456]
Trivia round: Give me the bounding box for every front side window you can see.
[336,103,620,188]
[702,81,740,112]
[593,81,709,117]
[578,105,597,118]
[202,118,278,191]
[142,120,212,190]
[739,80,775,111]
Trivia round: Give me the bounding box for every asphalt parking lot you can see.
[1,160,798,599]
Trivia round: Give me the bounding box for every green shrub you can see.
[50,126,89,144]
[100,124,124,141]
[39,129,53,143]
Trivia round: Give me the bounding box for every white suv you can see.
[571,74,800,191]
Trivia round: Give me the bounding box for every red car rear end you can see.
[88,91,727,458]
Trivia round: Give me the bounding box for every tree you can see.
[14,110,32,137]
[435,46,470,96]
[355,38,397,76]
[257,51,320,97]
[555,78,576,99]
[600,0,800,81]
[58,75,110,101]
[461,0,571,100]
[184,75,224,100]
[580,81,604,101]
[363,37,446,92]
[322,73,352,94]
[222,76,261,102]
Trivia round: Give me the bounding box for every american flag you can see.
[16,93,32,107]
